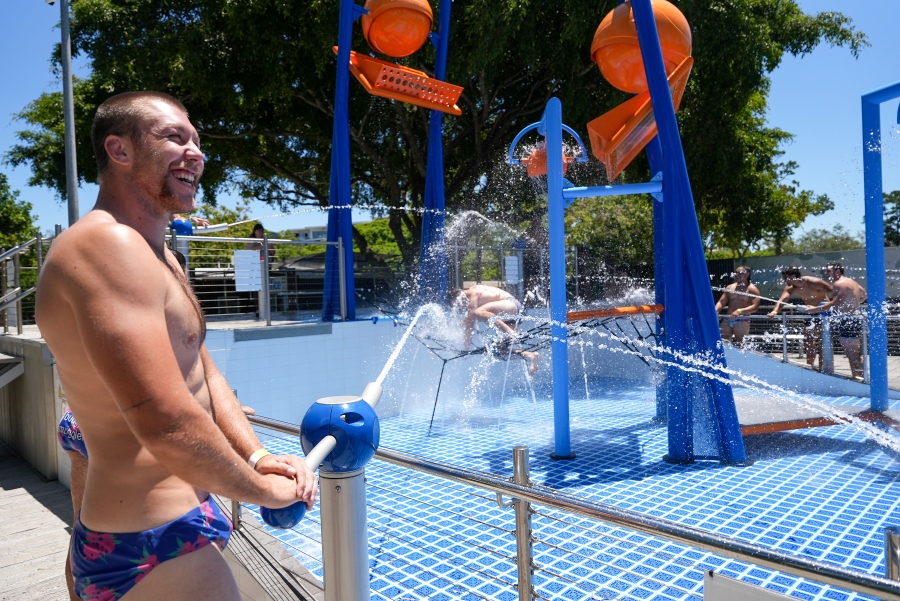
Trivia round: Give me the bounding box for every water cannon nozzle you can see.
[361,382,383,408]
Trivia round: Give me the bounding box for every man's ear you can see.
[104,135,134,169]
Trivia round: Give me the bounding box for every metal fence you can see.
[245,415,900,601]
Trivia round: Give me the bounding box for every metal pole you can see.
[1,255,7,333]
[822,316,834,374]
[14,253,23,334]
[59,0,79,226]
[231,499,242,531]
[262,232,271,326]
[55,224,63,238]
[888,527,900,581]
[338,237,348,321]
[36,232,44,273]
[319,469,370,601]
[782,312,788,363]
[863,318,870,384]
[512,446,534,601]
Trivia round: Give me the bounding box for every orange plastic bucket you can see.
[590,0,691,93]
[362,0,433,58]
[520,143,575,178]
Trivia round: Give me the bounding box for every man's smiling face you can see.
[131,99,204,217]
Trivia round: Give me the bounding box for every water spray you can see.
[710,286,808,310]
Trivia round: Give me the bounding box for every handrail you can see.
[245,414,900,600]
[164,234,337,246]
[0,238,38,263]
[0,287,36,313]
[0,287,21,305]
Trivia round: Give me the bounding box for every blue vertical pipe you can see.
[323,0,358,321]
[542,98,574,459]
[861,83,900,411]
[418,0,452,301]
[647,136,667,421]
[631,0,747,464]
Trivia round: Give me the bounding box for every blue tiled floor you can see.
[250,379,900,601]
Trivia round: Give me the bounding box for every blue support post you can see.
[542,98,574,459]
[418,0,453,301]
[323,0,359,322]
[861,81,900,411]
[632,0,747,464]
[646,136,668,421]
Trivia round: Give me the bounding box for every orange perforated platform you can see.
[337,48,463,116]
[586,56,693,180]
[567,304,663,322]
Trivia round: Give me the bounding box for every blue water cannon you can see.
[170,218,193,236]
[260,382,383,530]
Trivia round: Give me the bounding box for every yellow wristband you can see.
[248,449,271,470]
[737,308,742,314]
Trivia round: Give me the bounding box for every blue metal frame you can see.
[861,80,900,412]
[322,0,366,322]
[417,0,453,301]
[505,0,748,464]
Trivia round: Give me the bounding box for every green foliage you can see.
[884,190,900,247]
[5,0,867,263]
[565,194,653,267]
[783,224,863,254]
[354,219,411,258]
[0,174,37,248]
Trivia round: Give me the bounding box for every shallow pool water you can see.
[250,378,900,601]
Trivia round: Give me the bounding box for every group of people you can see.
[715,263,868,379]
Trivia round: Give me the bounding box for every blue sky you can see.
[1,0,897,238]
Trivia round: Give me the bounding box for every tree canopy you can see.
[884,190,900,247]
[5,0,867,265]
[0,173,37,248]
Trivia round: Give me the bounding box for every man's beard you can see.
[132,144,195,218]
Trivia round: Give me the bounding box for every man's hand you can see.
[729,309,743,318]
[260,472,310,509]
[189,216,210,226]
[767,311,778,318]
[256,454,318,509]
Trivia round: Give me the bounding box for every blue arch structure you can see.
[862,80,900,412]
[510,0,748,464]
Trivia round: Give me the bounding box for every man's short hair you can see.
[447,288,462,306]
[91,91,188,177]
[827,262,844,275]
[781,267,801,279]
[735,266,752,280]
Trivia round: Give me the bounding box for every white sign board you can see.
[233,250,262,292]
[505,255,521,284]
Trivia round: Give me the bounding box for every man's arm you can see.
[201,346,316,507]
[61,226,299,508]
[714,291,728,313]
[743,285,762,314]
[806,284,848,313]
[767,286,792,316]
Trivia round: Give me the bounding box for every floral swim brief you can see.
[71,498,232,600]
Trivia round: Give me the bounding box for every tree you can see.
[566,194,654,267]
[0,173,37,248]
[783,224,863,254]
[5,0,867,265]
[884,190,900,247]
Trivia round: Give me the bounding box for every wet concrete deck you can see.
[0,440,72,601]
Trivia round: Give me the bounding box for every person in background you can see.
[714,266,760,347]
[767,267,833,370]
[805,262,868,380]
[247,223,276,261]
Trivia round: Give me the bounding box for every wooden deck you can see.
[0,440,73,601]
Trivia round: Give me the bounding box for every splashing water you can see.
[376,304,442,385]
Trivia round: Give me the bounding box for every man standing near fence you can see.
[36,91,316,601]
[714,266,760,347]
[804,262,868,380]
[768,267,833,371]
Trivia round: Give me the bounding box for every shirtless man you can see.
[805,262,868,380]
[714,266,760,347]
[768,267,833,370]
[449,284,540,375]
[36,92,316,601]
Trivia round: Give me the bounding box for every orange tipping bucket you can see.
[520,143,576,178]
[567,304,663,322]
[337,48,463,116]
[362,0,433,58]
[590,0,691,94]
[586,56,692,180]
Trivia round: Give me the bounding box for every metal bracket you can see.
[651,171,664,202]
[351,3,369,20]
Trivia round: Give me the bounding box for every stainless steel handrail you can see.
[0,238,37,263]
[164,234,337,246]
[0,287,36,313]
[246,415,900,600]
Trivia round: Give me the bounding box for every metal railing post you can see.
[863,317,870,384]
[55,224,63,238]
[822,316,835,374]
[13,252,22,334]
[232,499,242,531]
[320,468,370,601]
[337,237,348,321]
[887,527,900,581]
[262,233,272,326]
[512,446,534,601]
[36,232,44,273]
[1,253,7,334]
[782,313,788,362]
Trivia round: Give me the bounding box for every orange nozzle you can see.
[590,0,691,93]
[520,143,575,178]
[362,0,433,58]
